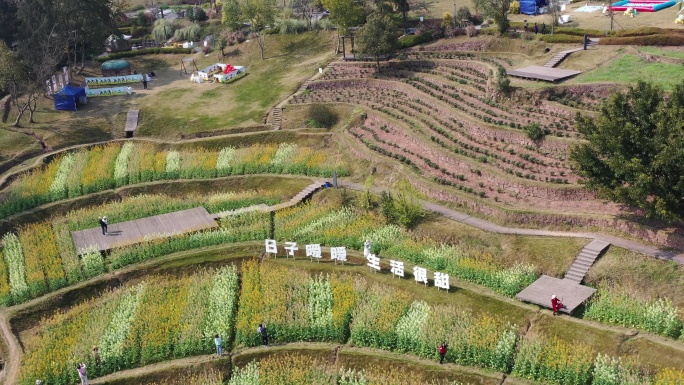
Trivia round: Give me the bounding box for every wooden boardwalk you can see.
[124,110,139,135]
[516,275,597,314]
[71,207,217,253]
[507,66,582,82]
[564,239,611,283]
[543,48,583,68]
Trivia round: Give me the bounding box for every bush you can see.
[470,13,484,25]
[466,25,478,37]
[276,18,308,34]
[541,34,583,43]
[554,26,606,37]
[456,6,472,24]
[94,48,192,62]
[523,123,545,141]
[599,34,684,46]
[306,104,338,129]
[510,1,521,13]
[398,32,433,48]
[174,23,201,41]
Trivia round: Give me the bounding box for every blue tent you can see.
[54,85,87,111]
[520,0,547,15]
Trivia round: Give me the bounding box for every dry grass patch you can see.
[585,246,684,308]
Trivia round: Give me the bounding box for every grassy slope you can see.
[136,32,336,137]
[572,54,684,90]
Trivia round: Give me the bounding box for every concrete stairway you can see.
[564,239,611,283]
[543,48,583,68]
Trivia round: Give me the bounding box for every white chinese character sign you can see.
[265,239,277,255]
[330,247,347,264]
[434,272,450,292]
[284,241,298,259]
[367,254,380,272]
[390,260,404,278]
[414,266,428,285]
[306,244,322,262]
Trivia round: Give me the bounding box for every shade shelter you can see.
[101,59,131,76]
[54,85,87,111]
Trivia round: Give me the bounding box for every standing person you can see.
[437,342,448,364]
[541,22,546,34]
[533,23,539,34]
[524,20,529,32]
[257,323,269,346]
[363,239,372,258]
[551,294,563,316]
[77,363,89,385]
[142,75,148,90]
[92,346,101,367]
[214,334,223,356]
[99,216,108,235]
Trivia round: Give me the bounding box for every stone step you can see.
[564,274,583,283]
[572,260,594,269]
[567,267,589,276]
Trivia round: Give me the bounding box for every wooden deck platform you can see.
[124,110,139,136]
[516,275,597,314]
[507,66,582,82]
[71,207,217,253]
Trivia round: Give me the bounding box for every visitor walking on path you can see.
[77,363,89,385]
[533,23,539,34]
[524,20,528,32]
[142,76,148,90]
[257,323,269,346]
[541,23,546,34]
[551,294,564,316]
[214,334,223,356]
[99,216,108,235]
[438,342,448,364]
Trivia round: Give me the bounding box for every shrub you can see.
[174,23,201,42]
[94,48,192,62]
[599,34,684,46]
[398,32,433,48]
[523,123,545,141]
[466,25,478,37]
[541,34,584,44]
[306,104,339,129]
[510,1,521,13]
[456,6,472,24]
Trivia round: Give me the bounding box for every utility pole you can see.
[454,3,457,28]
[610,5,614,30]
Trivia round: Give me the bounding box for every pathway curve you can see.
[0,311,21,385]
[338,181,684,264]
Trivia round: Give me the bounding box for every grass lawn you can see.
[640,46,684,59]
[135,32,336,137]
[572,54,684,90]
[0,129,41,171]
[585,246,684,308]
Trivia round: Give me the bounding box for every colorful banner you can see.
[85,74,143,87]
[86,86,133,97]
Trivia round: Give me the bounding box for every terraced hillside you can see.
[287,54,684,246]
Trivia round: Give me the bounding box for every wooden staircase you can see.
[543,48,583,68]
[271,107,282,130]
[564,239,611,283]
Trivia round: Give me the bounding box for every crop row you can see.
[0,192,273,306]
[19,262,684,385]
[0,142,345,220]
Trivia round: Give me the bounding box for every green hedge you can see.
[95,48,192,62]
[399,33,434,48]
[541,34,584,43]
[599,34,684,46]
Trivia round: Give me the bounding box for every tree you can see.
[322,0,364,51]
[0,0,18,45]
[217,35,228,59]
[222,0,276,59]
[473,0,510,33]
[456,6,472,26]
[570,81,684,222]
[355,12,397,70]
[222,0,243,30]
[442,12,454,29]
[393,0,410,26]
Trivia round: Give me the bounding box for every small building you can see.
[101,59,132,76]
[54,85,87,111]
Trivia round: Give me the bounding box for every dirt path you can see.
[0,311,21,385]
[339,181,684,264]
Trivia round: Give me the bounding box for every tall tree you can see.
[222,0,276,59]
[473,0,510,33]
[322,0,364,52]
[570,81,684,222]
[0,0,18,45]
[355,12,397,70]
[393,0,410,26]
[222,0,243,30]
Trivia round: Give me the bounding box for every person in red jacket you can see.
[551,294,563,316]
[437,342,448,364]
